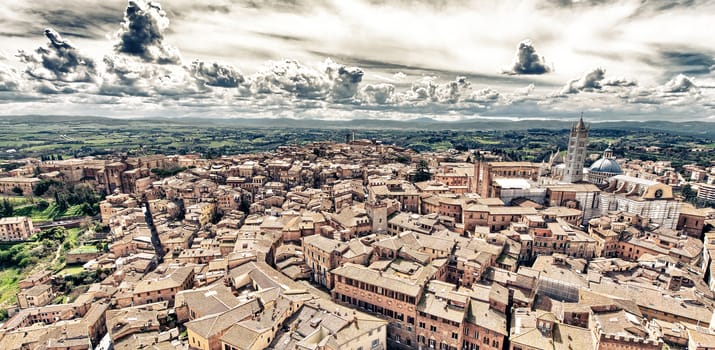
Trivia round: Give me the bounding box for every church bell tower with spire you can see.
[562,114,589,183]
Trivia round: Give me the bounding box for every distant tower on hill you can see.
[562,114,589,183]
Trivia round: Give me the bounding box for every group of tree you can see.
[33,180,102,214]
[151,166,187,178]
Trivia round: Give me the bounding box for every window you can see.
[371,339,380,349]
[452,332,459,339]
[419,322,426,329]
[430,325,437,332]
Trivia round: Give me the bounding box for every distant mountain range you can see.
[2,115,714,137]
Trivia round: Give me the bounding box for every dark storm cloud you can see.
[17,28,99,83]
[502,40,552,75]
[114,0,181,64]
[190,60,245,88]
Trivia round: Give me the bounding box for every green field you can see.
[68,245,99,255]
[0,196,30,207]
[58,265,85,276]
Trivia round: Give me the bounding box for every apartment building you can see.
[0,216,34,241]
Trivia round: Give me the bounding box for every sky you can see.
[0,0,714,122]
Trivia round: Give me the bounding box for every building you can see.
[677,203,713,238]
[0,216,34,241]
[132,266,195,306]
[562,116,589,184]
[599,175,682,229]
[698,183,715,203]
[587,147,623,184]
[332,262,434,349]
[302,234,345,288]
[0,176,40,196]
[16,283,54,309]
[473,161,541,198]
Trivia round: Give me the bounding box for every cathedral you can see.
[587,146,623,184]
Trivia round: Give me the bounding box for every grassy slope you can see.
[13,202,85,221]
[0,227,84,309]
[0,268,21,306]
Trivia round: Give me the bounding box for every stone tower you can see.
[562,115,589,183]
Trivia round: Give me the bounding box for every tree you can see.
[411,160,432,182]
[11,186,23,196]
[0,199,13,217]
[682,184,697,202]
[33,179,62,196]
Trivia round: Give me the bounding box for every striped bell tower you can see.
[562,113,589,183]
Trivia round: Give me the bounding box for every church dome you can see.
[589,157,622,174]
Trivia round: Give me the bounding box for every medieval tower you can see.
[562,115,589,183]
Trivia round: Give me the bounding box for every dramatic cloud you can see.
[0,63,23,91]
[246,59,331,99]
[465,88,501,104]
[0,0,714,121]
[17,28,98,83]
[245,59,363,101]
[661,74,697,93]
[407,76,470,103]
[324,59,364,101]
[359,83,395,104]
[190,60,245,88]
[100,54,200,96]
[502,40,552,75]
[603,77,637,87]
[114,0,181,64]
[513,83,535,96]
[560,68,606,94]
